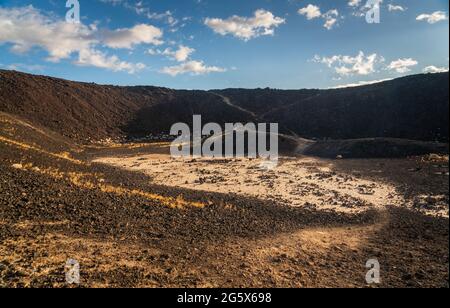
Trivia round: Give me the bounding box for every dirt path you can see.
[210,92,260,120]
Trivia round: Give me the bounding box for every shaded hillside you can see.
[269,74,449,142]
[1,70,448,143]
[210,88,320,115]
[215,73,449,142]
[123,90,254,138]
[302,138,449,159]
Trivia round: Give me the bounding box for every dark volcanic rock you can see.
[1,70,448,143]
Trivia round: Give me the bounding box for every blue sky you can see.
[0,0,448,89]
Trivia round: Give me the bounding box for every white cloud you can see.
[100,0,179,28]
[162,45,195,62]
[0,5,159,73]
[161,60,226,76]
[0,6,94,62]
[388,4,406,12]
[147,45,196,62]
[101,24,163,49]
[75,48,146,73]
[348,0,362,7]
[416,11,448,24]
[204,9,285,41]
[298,5,339,30]
[298,5,322,20]
[314,51,384,76]
[331,78,393,89]
[316,53,420,76]
[423,66,449,74]
[150,44,224,77]
[387,58,418,73]
[323,10,339,30]
[1,63,45,72]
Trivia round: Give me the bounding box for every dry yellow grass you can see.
[0,136,85,165]
[15,164,207,209]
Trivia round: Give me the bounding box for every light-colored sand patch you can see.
[95,154,405,213]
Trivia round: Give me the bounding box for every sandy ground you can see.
[94,154,447,217]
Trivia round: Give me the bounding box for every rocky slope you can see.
[1,70,448,143]
[0,112,448,287]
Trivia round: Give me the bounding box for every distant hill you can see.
[214,73,449,142]
[0,70,448,143]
